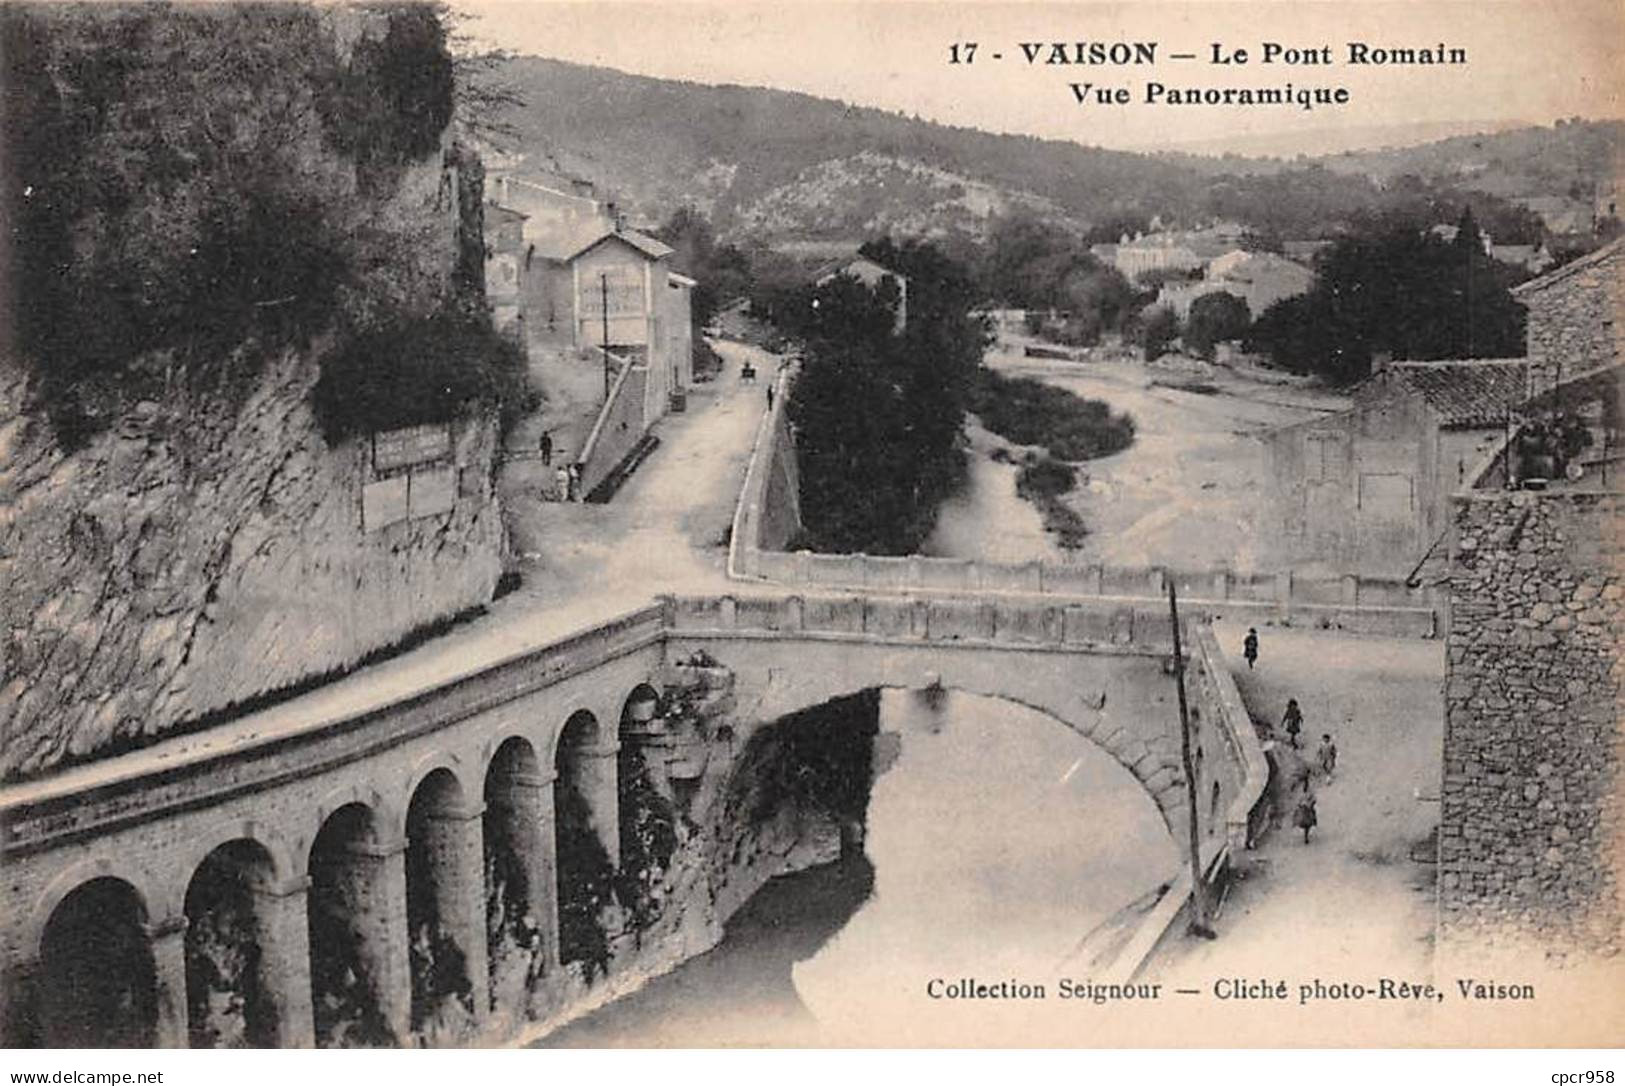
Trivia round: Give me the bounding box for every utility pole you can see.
[600,272,612,399]
[1168,583,1215,939]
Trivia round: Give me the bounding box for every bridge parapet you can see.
[727,364,1441,637]
[664,590,1188,652]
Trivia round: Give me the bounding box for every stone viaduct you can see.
[0,589,1261,1049]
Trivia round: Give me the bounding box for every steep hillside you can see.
[497,57,1621,241]
[496,57,1205,237]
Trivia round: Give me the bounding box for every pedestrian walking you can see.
[766,384,774,409]
[1243,627,1259,669]
[1282,697,1303,749]
[1317,733,1338,782]
[1293,789,1318,844]
[539,429,553,466]
[568,463,582,502]
[554,465,570,501]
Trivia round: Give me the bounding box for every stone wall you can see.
[1515,239,1625,373]
[574,355,648,500]
[1440,490,1623,960]
[728,362,802,574]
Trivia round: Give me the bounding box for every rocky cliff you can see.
[0,6,512,779]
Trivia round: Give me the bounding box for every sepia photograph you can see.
[0,0,1620,1060]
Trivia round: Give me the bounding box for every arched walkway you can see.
[38,878,158,1047]
[404,766,487,1041]
[183,840,279,1048]
[618,685,680,932]
[483,736,553,1009]
[554,710,615,975]
[307,803,402,1048]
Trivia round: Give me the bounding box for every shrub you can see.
[312,307,532,443]
[971,369,1135,461]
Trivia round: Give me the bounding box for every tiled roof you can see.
[562,228,674,263]
[1379,360,1530,428]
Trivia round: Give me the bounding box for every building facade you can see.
[1267,360,1528,575]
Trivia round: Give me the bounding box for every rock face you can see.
[1440,491,1623,961]
[0,7,514,781]
[0,345,507,781]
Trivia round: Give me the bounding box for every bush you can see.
[971,369,1135,461]
[1015,455,1077,500]
[2,5,471,450]
[313,307,532,443]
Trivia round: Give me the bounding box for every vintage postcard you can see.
[0,0,1620,1057]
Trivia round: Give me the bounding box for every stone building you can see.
[1267,360,1528,575]
[1513,236,1625,382]
[1437,243,1624,965]
[1441,458,1622,962]
[1156,251,1314,320]
[482,202,528,341]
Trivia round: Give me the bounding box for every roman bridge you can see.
[0,589,1262,1050]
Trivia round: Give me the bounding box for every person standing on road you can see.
[539,430,553,466]
[1294,788,1318,844]
[1282,698,1303,749]
[1243,627,1259,669]
[1317,733,1338,782]
[554,465,570,502]
[766,384,774,409]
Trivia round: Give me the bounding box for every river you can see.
[537,688,1178,1047]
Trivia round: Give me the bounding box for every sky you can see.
[452,0,1624,156]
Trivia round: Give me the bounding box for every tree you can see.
[1244,224,1526,385]
[1140,306,1180,360]
[786,237,984,554]
[1184,291,1252,359]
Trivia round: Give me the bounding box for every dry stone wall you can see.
[1515,240,1624,374]
[1441,491,1623,960]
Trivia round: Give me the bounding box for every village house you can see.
[1267,359,1530,576]
[815,256,909,334]
[1112,227,1240,280]
[482,202,529,341]
[1513,236,1625,381]
[1266,239,1624,576]
[1156,250,1315,320]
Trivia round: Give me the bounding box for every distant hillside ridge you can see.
[496,57,1622,244]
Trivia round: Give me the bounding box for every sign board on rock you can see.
[362,475,409,531]
[411,467,457,519]
[374,424,452,474]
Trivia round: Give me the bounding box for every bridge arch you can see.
[182,838,282,1047]
[306,801,401,1048]
[404,766,486,1040]
[482,736,551,1006]
[705,637,1193,837]
[175,820,301,905]
[552,709,616,975]
[36,875,159,1047]
[25,856,166,960]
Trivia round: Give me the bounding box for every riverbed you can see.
[538,688,1178,1047]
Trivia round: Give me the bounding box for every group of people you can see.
[538,430,582,502]
[1280,697,1339,843]
[1243,628,1340,845]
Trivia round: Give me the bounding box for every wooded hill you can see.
[495,56,1621,244]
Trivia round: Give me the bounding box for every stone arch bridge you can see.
[0,590,1260,1048]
